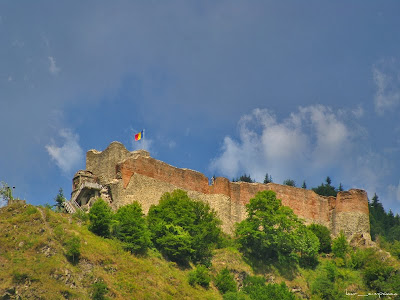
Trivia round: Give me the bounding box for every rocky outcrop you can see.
[74,142,370,238]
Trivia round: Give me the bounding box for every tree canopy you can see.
[235,190,319,267]
[147,189,222,265]
[88,198,113,237]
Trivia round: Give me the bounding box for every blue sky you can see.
[2,1,400,214]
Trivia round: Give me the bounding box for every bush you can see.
[308,223,332,253]
[147,190,222,265]
[188,265,211,288]
[332,231,349,259]
[113,202,151,255]
[73,209,89,223]
[92,280,108,300]
[88,198,113,237]
[242,276,295,300]
[311,262,345,300]
[65,236,81,263]
[214,268,237,294]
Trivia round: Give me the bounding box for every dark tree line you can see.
[369,193,400,242]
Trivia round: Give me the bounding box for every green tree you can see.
[312,176,338,197]
[301,181,307,189]
[263,173,272,184]
[296,226,320,267]
[332,231,349,259]
[54,188,66,212]
[308,223,332,253]
[113,202,151,255]
[147,190,222,265]
[65,236,81,264]
[214,268,237,294]
[233,174,254,183]
[283,179,296,187]
[88,198,113,237]
[235,190,302,265]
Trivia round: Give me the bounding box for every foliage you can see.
[54,188,66,212]
[154,224,194,265]
[233,174,254,183]
[363,257,396,292]
[263,173,272,184]
[223,292,248,300]
[65,236,81,264]
[113,202,151,255]
[242,276,295,300]
[301,181,307,189]
[188,265,211,288]
[332,231,349,259]
[308,223,332,253]
[147,189,222,265]
[296,225,320,267]
[73,209,89,223]
[369,193,400,242]
[92,280,109,300]
[0,181,13,206]
[349,247,376,270]
[214,268,237,294]
[88,198,113,237]
[312,176,338,197]
[311,261,346,300]
[235,190,302,266]
[282,179,296,187]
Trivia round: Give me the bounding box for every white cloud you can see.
[210,105,362,185]
[373,59,400,115]
[45,129,84,174]
[132,137,154,154]
[48,56,60,75]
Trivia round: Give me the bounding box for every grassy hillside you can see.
[1,203,399,299]
[0,203,223,299]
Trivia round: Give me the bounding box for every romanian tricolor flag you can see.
[135,130,144,141]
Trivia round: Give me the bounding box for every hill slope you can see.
[0,203,223,299]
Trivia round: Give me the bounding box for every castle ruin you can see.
[65,141,371,239]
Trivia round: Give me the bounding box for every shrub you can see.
[65,236,81,263]
[242,276,295,300]
[147,190,222,265]
[113,202,151,255]
[92,280,108,300]
[308,223,332,253]
[73,209,89,222]
[332,231,349,259]
[88,198,113,237]
[214,268,237,294]
[188,265,211,288]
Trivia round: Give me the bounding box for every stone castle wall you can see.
[84,141,370,237]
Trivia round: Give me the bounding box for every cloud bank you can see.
[45,129,84,174]
[210,105,384,193]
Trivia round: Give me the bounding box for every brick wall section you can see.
[85,142,370,237]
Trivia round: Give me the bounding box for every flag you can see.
[135,130,144,141]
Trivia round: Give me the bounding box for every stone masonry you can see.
[71,141,370,239]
